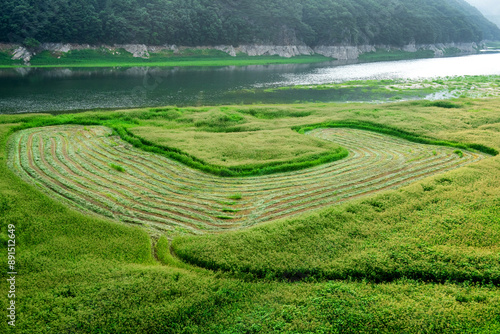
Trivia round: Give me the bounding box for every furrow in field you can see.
[255,153,472,222]
[26,130,231,231]
[105,133,393,196]
[77,133,241,204]
[76,139,252,222]
[56,133,230,222]
[22,132,119,218]
[260,150,457,211]
[48,135,232,229]
[8,125,487,234]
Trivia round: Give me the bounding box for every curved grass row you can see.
[7,125,488,234]
[114,126,349,177]
[115,120,498,176]
[293,120,499,156]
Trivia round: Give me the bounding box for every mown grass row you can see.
[10,115,349,177]
[8,125,487,235]
[292,120,499,156]
[113,126,350,177]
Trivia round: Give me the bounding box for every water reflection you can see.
[1,53,499,114]
[272,53,500,86]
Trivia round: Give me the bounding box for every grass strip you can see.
[109,126,349,177]
[10,115,497,179]
[0,54,332,68]
[292,120,499,156]
[9,115,350,178]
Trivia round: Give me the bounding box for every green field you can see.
[129,127,342,168]
[2,91,500,332]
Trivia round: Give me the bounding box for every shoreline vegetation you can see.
[0,46,485,69]
[229,75,500,104]
[0,48,335,68]
[0,53,334,68]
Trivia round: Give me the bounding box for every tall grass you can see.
[173,158,500,284]
[2,97,500,332]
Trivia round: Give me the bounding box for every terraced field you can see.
[8,125,487,234]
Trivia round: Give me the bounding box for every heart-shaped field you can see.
[8,125,486,234]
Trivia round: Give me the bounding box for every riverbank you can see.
[234,75,500,103]
[0,42,482,68]
[0,50,331,68]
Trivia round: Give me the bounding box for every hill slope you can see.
[0,0,499,47]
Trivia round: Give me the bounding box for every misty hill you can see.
[1,0,499,47]
[462,0,500,29]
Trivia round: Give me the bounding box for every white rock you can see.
[117,44,150,58]
[235,45,314,58]
[41,43,72,53]
[214,45,237,57]
[314,45,375,60]
[12,47,32,63]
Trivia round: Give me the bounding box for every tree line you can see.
[1,0,498,47]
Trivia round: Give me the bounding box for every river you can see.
[1,53,500,114]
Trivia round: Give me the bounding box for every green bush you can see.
[426,101,462,108]
[109,163,125,172]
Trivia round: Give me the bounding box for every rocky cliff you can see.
[1,42,482,65]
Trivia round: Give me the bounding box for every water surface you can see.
[1,53,500,114]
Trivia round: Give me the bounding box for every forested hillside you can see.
[1,0,499,47]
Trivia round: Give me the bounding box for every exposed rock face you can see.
[39,42,151,58]
[402,42,418,52]
[11,46,33,63]
[3,42,481,65]
[235,45,314,57]
[41,43,73,53]
[224,42,478,60]
[313,45,376,60]
[425,42,479,56]
[118,44,150,58]
[313,42,479,60]
[148,44,178,54]
[214,45,237,57]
